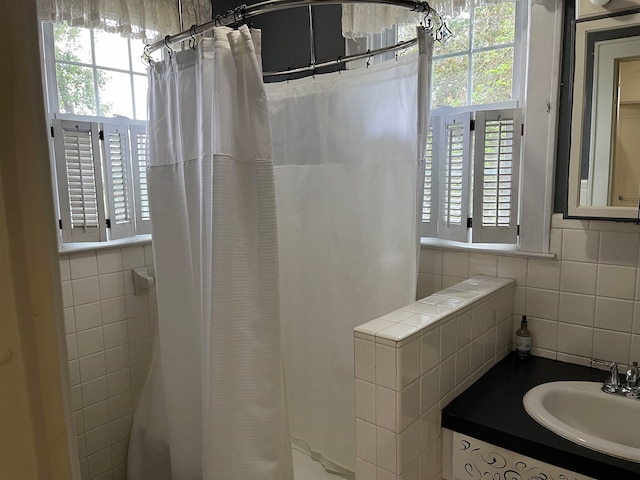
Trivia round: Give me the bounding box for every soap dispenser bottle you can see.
[515,315,531,359]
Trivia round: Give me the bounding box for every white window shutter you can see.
[438,112,472,242]
[102,123,135,240]
[52,119,106,243]
[130,124,151,235]
[472,108,522,244]
[421,117,440,238]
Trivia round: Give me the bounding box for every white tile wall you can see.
[354,276,515,480]
[418,213,640,368]
[61,245,157,480]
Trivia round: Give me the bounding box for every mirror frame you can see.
[567,11,640,220]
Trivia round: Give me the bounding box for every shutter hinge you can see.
[58,219,62,230]
[470,119,475,132]
[99,130,104,141]
[467,218,473,228]
[50,126,55,138]
[521,123,524,136]
[106,219,111,229]
[517,224,520,236]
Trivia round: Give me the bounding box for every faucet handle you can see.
[624,361,640,397]
[591,358,621,393]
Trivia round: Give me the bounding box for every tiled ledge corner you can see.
[354,275,516,480]
[355,275,515,345]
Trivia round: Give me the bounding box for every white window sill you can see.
[59,235,152,255]
[420,237,555,260]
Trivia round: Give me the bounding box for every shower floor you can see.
[292,449,348,480]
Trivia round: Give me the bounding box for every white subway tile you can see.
[81,376,107,407]
[631,335,640,364]
[419,249,442,275]
[417,274,442,300]
[378,323,420,343]
[497,256,527,286]
[111,439,129,467]
[375,343,397,390]
[123,270,134,295]
[514,286,526,316]
[355,379,375,423]
[108,414,132,444]
[443,275,465,289]
[469,254,497,277]
[527,317,558,351]
[148,290,158,313]
[108,392,132,421]
[83,401,109,431]
[635,303,640,334]
[482,328,497,363]
[439,355,455,398]
[442,251,469,278]
[440,319,457,361]
[549,228,563,259]
[594,297,633,332]
[99,272,125,300]
[69,360,81,386]
[59,257,71,281]
[125,294,149,319]
[420,405,440,452]
[84,425,110,456]
[69,252,98,279]
[64,307,76,333]
[455,345,470,384]
[77,434,86,459]
[97,249,123,275]
[376,427,397,474]
[77,327,104,357]
[557,323,594,358]
[456,310,472,348]
[355,419,376,464]
[420,367,439,414]
[74,302,102,331]
[103,322,128,350]
[74,410,85,435]
[560,261,597,295]
[105,345,129,374]
[355,459,376,480]
[71,385,82,412]
[593,329,631,364]
[355,338,375,383]
[599,231,639,266]
[398,380,420,432]
[144,244,154,266]
[72,277,101,305]
[470,338,484,374]
[129,338,152,364]
[398,419,420,473]
[87,447,112,478]
[526,288,559,321]
[398,338,420,389]
[122,246,145,270]
[79,353,106,383]
[376,386,397,432]
[66,334,78,360]
[107,370,131,397]
[130,361,150,388]
[527,259,560,290]
[562,229,599,263]
[101,297,127,324]
[558,292,595,326]
[127,315,151,342]
[62,281,74,308]
[420,439,440,480]
[421,329,440,374]
[597,265,636,300]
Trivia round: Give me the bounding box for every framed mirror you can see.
[568,12,640,219]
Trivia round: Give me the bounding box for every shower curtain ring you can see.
[164,35,174,56]
[189,24,198,50]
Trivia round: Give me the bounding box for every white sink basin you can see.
[523,381,640,462]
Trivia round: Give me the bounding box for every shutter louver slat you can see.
[130,125,151,235]
[421,117,440,238]
[103,123,135,240]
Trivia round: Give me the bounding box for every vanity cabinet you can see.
[442,429,595,480]
[577,0,640,19]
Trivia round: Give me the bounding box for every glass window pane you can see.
[432,55,468,108]
[471,48,514,105]
[94,29,130,70]
[98,70,133,118]
[434,11,470,56]
[56,63,96,115]
[473,2,515,49]
[133,75,148,120]
[54,24,92,64]
[130,38,148,74]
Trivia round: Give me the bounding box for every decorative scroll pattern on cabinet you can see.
[452,432,595,480]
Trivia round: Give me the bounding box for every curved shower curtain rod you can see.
[144,0,446,77]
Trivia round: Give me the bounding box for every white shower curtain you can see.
[267,28,433,473]
[128,25,293,480]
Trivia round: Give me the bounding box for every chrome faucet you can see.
[623,361,639,398]
[591,359,621,394]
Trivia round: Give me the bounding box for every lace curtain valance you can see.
[342,0,513,39]
[36,0,211,42]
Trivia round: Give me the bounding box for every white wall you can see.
[60,245,157,480]
[418,214,640,367]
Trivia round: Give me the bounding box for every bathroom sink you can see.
[523,381,640,462]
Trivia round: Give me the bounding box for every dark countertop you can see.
[441,354,640,479]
